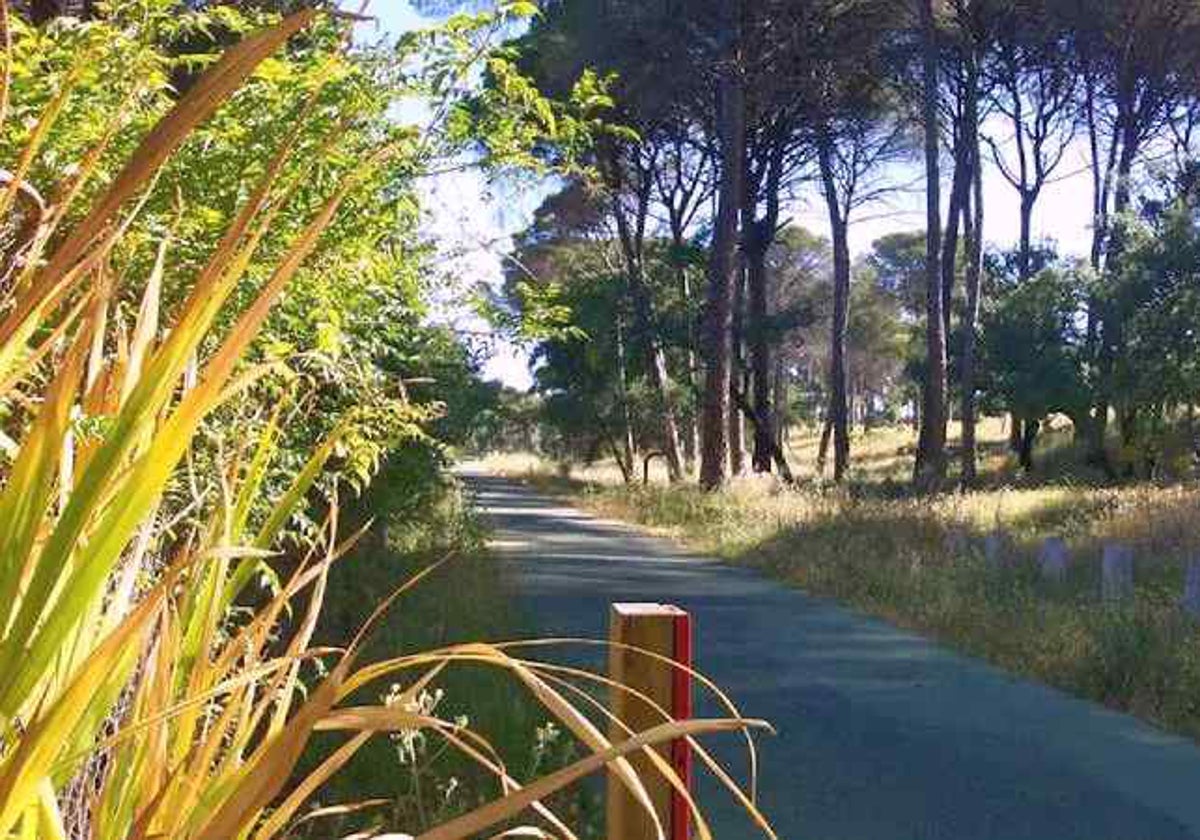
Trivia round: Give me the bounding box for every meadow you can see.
[479,418,1200,741]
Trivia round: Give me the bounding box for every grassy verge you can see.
[473,425,1200,743]
[299,446,600,837]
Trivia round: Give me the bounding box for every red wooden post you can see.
[607,603,693,840]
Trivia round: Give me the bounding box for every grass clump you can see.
[304,449,602,836]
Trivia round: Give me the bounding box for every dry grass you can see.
[478,415,1090,488]
[478,421,1200,741]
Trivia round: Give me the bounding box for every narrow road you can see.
[464,471,1200,840]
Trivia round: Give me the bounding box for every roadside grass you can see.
[473,420,1200,741]
[302,446,601,837]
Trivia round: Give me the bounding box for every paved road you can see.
[464,471,1200,840]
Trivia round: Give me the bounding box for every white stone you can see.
[1038,537,1069,583]
[1102,543,1134,603]
[984,531,1009,568]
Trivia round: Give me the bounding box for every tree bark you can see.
[745,231,775,473]
[941,135,970,340]
[674,233,701,472]
[956,25,983,484]
[960,64,984,485]
[1018,416,1040,473]
[816,412,833,478]
[730,260,748,476]
[1018,193,1035,281]
[772,357,787,451]
[617,242,685,485]
[817,129,852,482]
[731,385,794,483]
[1089,123,1139,474]
[699,19,745,491]
[742,138,785,475]
[614,308,636,479]
[602,146,686,484]
[1008,415,1023,452]
[914,0,948,492]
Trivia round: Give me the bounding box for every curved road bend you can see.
[463,470,1200,840]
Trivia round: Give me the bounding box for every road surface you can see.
[464,471,1200,840]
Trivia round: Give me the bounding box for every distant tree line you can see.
[498,0,1200,490]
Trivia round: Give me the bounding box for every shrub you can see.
[0,9,767,839]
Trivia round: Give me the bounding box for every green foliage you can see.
[1115,200,1200,416]
[980,268,1090,426]
[0,4,652,835]
[450,59,620,177]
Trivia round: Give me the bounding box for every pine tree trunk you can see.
[941,136,970,340]
[914,0,948,491]
[682,271,701,472]
[816,412,834,478]
[960,60,983,485]
[699,18,745,491]
[603,177,685,483]
[817,129,852,482]
[1019,417,1040,472]
[1018,193,1035,281]
[772,357,787,451]
[615,309,636,481]
[746,235,776,473]
[730,260,747,476]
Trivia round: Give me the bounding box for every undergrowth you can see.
[302,445,602,837]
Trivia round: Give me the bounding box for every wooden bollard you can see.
[1038,537,1069,583]
[1102,543,1134,603]
[607,603,693,840]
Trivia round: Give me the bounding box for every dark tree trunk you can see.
[772,357,787,451]
[816,412,833,478]
[1018,417,1040,473]
[614,309,636,478]
[1018,193,1035,281]
[1089,126,1139,475]
[817,129,852,482]
[960,146,983,484]
[730,261,748,476]
[914,0,948,491]
[646,338,686,481]
[1082,70,1108,471]
[960,39,983,485]
[941,139,970,341]
[1005,417,1020,453]
[745,233,776,473]
[742,137,785,475]
[678,247,701,471]
[607,436,633,484]
[731,385,795,483]
[699,21,745,491]
[602,146,686,484]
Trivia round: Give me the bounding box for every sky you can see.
[373,1,1100,392]
[368,1,551,390]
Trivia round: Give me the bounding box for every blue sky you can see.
[374,2,1099,392]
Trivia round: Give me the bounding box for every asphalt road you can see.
[463,471,1200,840]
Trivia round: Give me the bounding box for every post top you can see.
[612,602,687,617]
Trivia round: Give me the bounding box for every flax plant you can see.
[0,8,771,839]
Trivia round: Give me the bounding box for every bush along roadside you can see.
[299,445,603,837]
